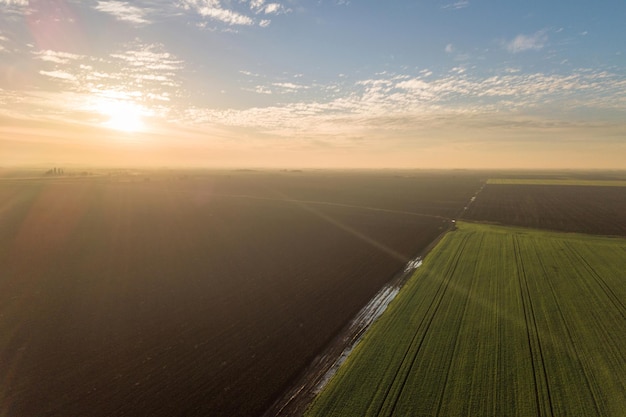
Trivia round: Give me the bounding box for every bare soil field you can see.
[0,170,481,417]
[462,183,626,236]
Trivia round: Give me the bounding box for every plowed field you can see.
[0,170,481,417]
[463,183,626,236]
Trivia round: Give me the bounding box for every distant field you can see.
[306,222,626,417]
[463,183,626,236]
[0,170,481,417]
[487,178,626,186]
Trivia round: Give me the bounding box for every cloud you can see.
[181,0,288,26]
[39,70,77,82]
[255,86,272,94]
[0,0,30,15]
[505,30,548,53]
[445,44,454,53]
[443,0,469,10]
[250,0,265,9]
[0,34,8,52]
[94,1,150,24]
[109,45,184,72]
[3,42,184,128]
[180,0,253,25]
[196,6,253,25]
[250,0,288,14]
[34,50,82,64]
[273,82,309,91]
[262,3,287,14]
[182,68,626,142]
[0,0,28,5]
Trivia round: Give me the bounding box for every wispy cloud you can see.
[0,0,28,5]
[249,0,265,10]
[0,42,184,127]
[0,34,8,52]
[109,45,184,72]
[443,0,469,10]
[182,68,626,142]
[94,1,150,24]
[273,82,309,91]
[180,0,288,27]
[0,0,30,16]
[197,7,253,25]
[250,0,290,14]
[180,0,253,25]
[505,30,548,53]
[34,50,82,64]
[261,3,288,15]
[39,70,77,82]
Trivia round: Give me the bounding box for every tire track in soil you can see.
[558,241,626,369]
[434,234,484,417]
[564,242,626,320]
[494,237,506,417]
[212,193,452,221]
[513,236,554,417]
[534,244,602,416]
[373,232,471,417]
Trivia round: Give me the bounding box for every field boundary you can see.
[263,220,458,417]
[305,222,626,417]
[487,179,626,186]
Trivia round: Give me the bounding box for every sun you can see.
[97,100,146,133]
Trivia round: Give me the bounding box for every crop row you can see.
[306,222,626,416]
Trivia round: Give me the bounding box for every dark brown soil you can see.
[462,184,626,236]
[0,170,481,417]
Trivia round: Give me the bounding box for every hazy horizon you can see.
[1,1,625,169]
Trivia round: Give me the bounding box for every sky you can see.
[0,0,625,169]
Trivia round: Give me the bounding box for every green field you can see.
[306,222,626,417]
[487,178,626,186]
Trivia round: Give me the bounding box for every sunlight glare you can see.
[98,100,146,133]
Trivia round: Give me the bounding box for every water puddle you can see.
[314,255,422,393]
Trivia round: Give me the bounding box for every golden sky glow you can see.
[0,0,625,168]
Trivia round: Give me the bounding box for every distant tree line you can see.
[45,167,64,176]
[43,168,97,177]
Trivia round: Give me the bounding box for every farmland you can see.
[486,179,626,186]
[463,182,626,236]
[0,169,481,417]
[306,222,626,417]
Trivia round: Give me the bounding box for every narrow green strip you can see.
[487,179,626,186]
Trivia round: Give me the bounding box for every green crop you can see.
[487,178,626,186]
[306,222,626,417]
